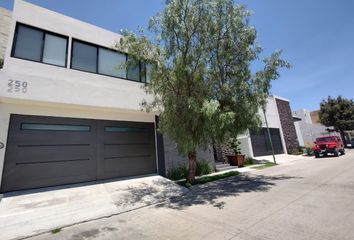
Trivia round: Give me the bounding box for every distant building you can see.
[292,109,338,147]
[216,95,300,161]
[310,110,321,124]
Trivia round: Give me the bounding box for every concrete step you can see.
[215,163,238,172]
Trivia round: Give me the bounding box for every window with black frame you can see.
[71,39,148,82]
[11,23,68,67]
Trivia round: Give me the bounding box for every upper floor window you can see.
[71,40,97,73]
[12,23,68,67]
[71,39,148,83]
[98,48,126,78]
[11,23,152,83]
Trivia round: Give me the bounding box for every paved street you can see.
[30,149,354,240]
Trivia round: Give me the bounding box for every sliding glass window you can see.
[98,48,126,78]
[127,56,141,82]
[12,23,68,67]
[71,40,98,73]
[140,62,153,83]
[71,39,148,82]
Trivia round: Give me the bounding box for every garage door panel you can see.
[251,128,284,157]
[98,121,157,180]
[1,160,96,192]
[8,131,95,145]
[103,132,153,145]
[103,144,154,158]
[1,115,157,193]
[6,145,95,164]
[99,156,156,180]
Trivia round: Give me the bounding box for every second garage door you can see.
[250,128,284,157]
[1,114,157,192]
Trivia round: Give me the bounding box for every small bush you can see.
[51,228,61,234]
[288,148,303,155]
[196,160,212,176]
[167,160,212,181]
[305,147,313,156]
[298,147,304,154]
[244,157,254,166]
[166,165,187,181]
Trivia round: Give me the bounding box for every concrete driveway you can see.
[25,149,354,240]
[0,175,187,240]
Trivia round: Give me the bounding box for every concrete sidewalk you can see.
[253,153,312,164]
[0,175,187,240]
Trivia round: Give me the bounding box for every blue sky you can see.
[1,0,353,111]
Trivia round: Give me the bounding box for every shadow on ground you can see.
[113,174,301,210]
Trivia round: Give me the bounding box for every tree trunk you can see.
[187,151,197,184]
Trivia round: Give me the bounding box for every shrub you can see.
[288,148,303,155]
[244,157,254,165]
[196,160,212,176]
[305,147,313,156]
[166,165,187,180]
[167,160,212,181]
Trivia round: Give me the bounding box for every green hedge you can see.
[167,160,213,181]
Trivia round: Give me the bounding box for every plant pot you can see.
[236,154,245,168]
[226,155,238,166]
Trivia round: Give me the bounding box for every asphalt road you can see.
[30,149,354,240]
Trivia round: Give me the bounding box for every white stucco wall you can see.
[0,0,152,112]
[292,109,331,146]
[294,121,304,146]
[238,96,288,158]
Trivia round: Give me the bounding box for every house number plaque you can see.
[7,79,28,93]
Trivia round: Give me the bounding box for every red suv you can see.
[312,136,345,158]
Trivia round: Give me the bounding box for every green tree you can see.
[319,96,354,143]
[117,0,289,183]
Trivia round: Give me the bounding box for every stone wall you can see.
[0,8,12,62]
[276,99,299,151]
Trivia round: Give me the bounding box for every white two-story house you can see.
[0,0,187,193]
[0,1,299,193]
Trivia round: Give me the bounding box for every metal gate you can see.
[250,128,284,157]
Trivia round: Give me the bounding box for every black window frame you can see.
[70,39,99,74]
[70,38,147,83]
[11,22,69,68]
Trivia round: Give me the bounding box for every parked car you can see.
[312,136,345,158]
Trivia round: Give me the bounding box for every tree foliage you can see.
[116,0,289,183]
[319,96,354,131]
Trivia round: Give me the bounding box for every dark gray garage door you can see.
[1,114,157,192]
[250,128,284,157]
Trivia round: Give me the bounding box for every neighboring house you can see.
[216,95,300,160]
[292,109,336,147]
[0,1,214,193]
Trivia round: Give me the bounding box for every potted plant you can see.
[226,137,245,167]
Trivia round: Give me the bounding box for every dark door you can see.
[1,114,157,192]
[97,120,157,180]
[250,128,284,157]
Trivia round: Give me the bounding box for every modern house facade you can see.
[217,95,300,160]
[0,1,214,193]
[292,109,334,147]
[0,1,298,193]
